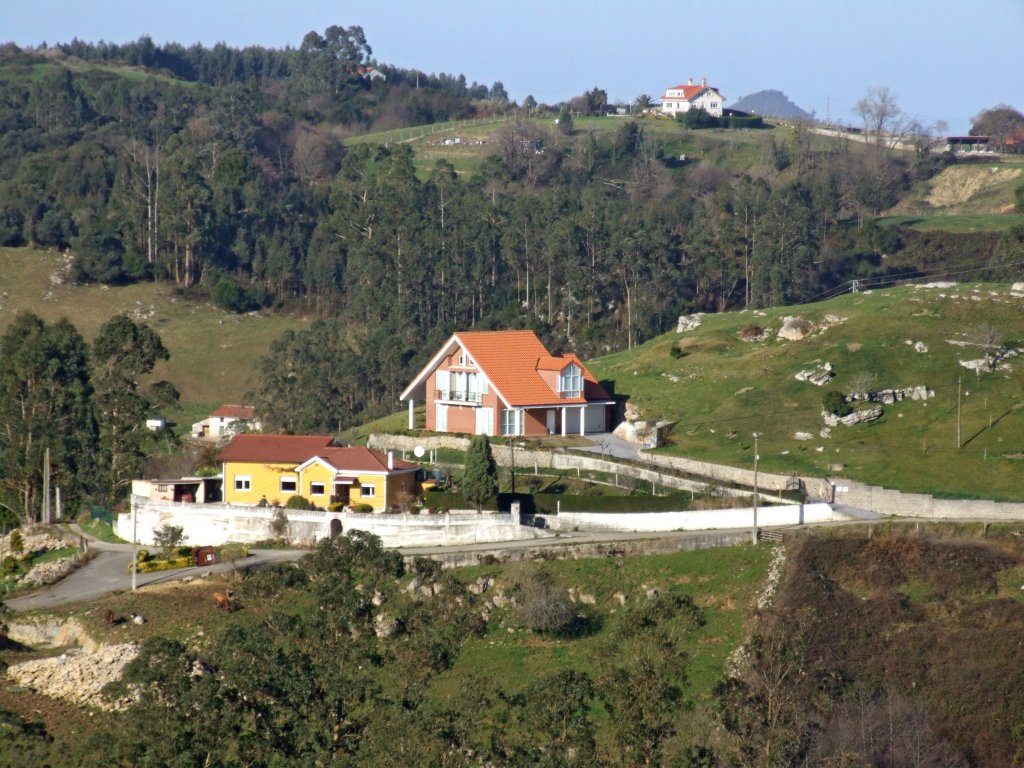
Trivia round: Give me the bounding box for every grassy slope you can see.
[0,248,309,427]
[588,284,1024,500]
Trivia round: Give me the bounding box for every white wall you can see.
[547,503,843,533]
[118,497,551,548]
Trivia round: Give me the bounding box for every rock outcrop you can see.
[822,406,884,427]
[6,644,139,710]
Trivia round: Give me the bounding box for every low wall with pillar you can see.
[118,497,552,548]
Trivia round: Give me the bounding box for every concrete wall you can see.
[119,498,327,546]
[832,480,1024,521]
[547,503,842,532]
[341,511,549,548]
[118,498,551,548]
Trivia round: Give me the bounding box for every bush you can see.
[669,345,684,359]
[8,530,23,555]
[133,555,192,573]
[352,503,374,513]
[823,390,852,417]
[136,549,150,563]
[284,495,314,511]
[514,569,576,634]
[2,556,19,576]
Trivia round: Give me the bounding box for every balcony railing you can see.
[436,389,483,404]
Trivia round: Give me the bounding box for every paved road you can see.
[5,530,308,612]
[7,506,889,611]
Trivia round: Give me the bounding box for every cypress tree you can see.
[462,434,498,513]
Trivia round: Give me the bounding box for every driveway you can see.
[6,530,309,612]
[573,431,644,461]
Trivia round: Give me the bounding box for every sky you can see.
[3,0,1022,135]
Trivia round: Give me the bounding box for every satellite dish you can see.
[413,445,425,458]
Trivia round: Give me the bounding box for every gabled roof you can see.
[661,84,722,102]
[401,330,610,407]
[296,447,419,474]
[211,404,257,419]
[218,434,337,464]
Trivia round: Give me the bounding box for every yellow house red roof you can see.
[310,447,419,473]
[217,434,337,464]
[402,330,609,408]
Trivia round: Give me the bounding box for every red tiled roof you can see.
[218,434,336,464]
[313,447,419,473]
[661,84,721,102]
[211,404,257,419]
[455,330,610,407]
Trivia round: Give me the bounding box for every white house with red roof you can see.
[400,330,614,437]
[660,77,725,118]
[192,404,261,441]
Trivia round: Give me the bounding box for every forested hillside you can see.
[2,29,1022,440]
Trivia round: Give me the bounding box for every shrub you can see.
[740,324,767,341]
[153,524,185,555]
[8,530,23,555]
[2,556,19,576]
[136,549,150,563]
[352,503,374,513]
[270,507,290,538]
[823,390,852,417]
[284,495,313,511]
[513,569,576,634]
[669,345,684,359]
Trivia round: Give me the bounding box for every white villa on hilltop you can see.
[660,78,725,118]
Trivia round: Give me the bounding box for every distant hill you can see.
[730,89,812,120]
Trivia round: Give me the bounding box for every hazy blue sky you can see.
[3,0,1022,134]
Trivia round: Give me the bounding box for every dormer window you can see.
[559,364,583,398]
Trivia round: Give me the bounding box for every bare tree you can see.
[854,87,920,152]
[970,104,1024,153]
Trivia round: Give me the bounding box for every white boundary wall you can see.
[547,503,844,533]
[118,497,551,548]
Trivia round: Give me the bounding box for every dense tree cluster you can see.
[0,312,173,524]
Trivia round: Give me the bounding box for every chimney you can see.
[701,77,707,87]
[387,451,394,471]
[687,77,693,85]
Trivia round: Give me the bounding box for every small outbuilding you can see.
[194,546,219,566]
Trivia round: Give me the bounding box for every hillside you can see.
[588,283,1024,500]
[0,247,309,425]
[883,160,1024,230]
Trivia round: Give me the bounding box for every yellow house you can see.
[218,434,420,512]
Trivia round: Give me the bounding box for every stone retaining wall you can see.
[415,531,754,569]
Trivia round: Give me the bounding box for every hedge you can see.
[422,491,696,514]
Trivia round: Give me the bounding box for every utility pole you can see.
[131,497,138,592]
[752,433,759,545]
[957,376,962,449]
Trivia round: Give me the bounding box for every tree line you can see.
[0,313,174,525]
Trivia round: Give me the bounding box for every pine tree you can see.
[462,434,498,513]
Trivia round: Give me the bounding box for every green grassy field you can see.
[0,248,310,423]
[879,214,1024,233]
[588,284,1024,500]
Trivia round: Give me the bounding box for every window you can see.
[310,482,325,496]
[360,484,376,498]
[234,475,251,492]
[280,477,297,493]
[501,409,519,436]
[559,364,583,398]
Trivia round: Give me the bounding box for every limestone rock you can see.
[793,431,814,441]
[778,316,814,341]
[1011,282,1024,297]
[676,313,704,333]
[795,362,835,386]
[6,643,139,710]
[612,592,627,606]
[822,406,883,427]
[373,613,400,639]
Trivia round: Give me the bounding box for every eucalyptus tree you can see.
[0,314,95,523]
[92,315,172,503]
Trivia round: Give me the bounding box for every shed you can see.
[194,546,219,566]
